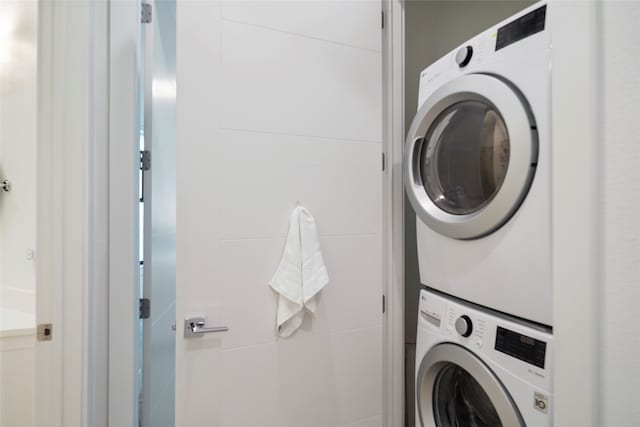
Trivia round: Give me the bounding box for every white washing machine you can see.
[416,289,553,426]
[404,2,552,326]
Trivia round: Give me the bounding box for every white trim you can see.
[141,1,155,426]
[35,3,63,424]
[550,2,601,425]
[37,2,140,426]
[35,1,108,426]
[87,1,110,426]
[382,1,405,426]
[108,1,142,426]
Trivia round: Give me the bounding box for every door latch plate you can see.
[37,323,53,341]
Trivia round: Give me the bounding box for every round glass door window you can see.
[420,101,510,215]
[433,364,502,426]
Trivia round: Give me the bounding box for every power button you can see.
[534,392,549,414]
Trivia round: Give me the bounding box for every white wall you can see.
[599,2,640,424]
[0,0,38,315]
[176,2,383,426]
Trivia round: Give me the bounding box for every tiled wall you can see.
[176,2,382,426]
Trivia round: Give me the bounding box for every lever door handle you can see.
[184,316,228,338]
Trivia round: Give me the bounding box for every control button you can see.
[455,45,473,67]
[455,315,473,337]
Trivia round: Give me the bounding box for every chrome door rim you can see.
[404,74,537,240]
[416,343,524,427]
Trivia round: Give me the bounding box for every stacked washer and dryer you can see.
[404,3,553,426]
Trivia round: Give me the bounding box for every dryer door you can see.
[404,74,537,240]
[416,343,524,427]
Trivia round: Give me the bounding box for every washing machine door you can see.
[404,74,537,240]
[417,343,524,427]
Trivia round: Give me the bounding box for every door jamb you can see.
[35,1,109,426]
[382,1,405,427]
[107,1,143,427]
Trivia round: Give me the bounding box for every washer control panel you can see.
[495,326,547,369]
[418,289,553,388]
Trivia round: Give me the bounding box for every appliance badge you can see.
[533,392,549,414]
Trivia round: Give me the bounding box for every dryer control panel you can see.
[495,5,547,51]
[417,2,550,106]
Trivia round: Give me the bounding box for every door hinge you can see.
[382,152,386,171]
[140,150,151,171]
[381,10,385,29]
[139,298,151,319]
[382,295,386,314]
[141,2,152,24]
[37,323,53,341]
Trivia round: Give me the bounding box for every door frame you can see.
[36,1,141,426]
[35,1,110,426]
[107,1,143,427]
[382,1,405,426]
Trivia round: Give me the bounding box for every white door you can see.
[176,2,384,426]
[141,1,177,426]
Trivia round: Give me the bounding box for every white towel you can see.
[269,205,329,337]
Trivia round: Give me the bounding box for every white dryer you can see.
[415,289,553,426]
[404,3,552,326]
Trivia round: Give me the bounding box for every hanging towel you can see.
[269,205,329,337]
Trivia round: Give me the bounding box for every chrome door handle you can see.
[184,316,228,338]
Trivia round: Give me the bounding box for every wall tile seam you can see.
[219,127,383,145]
[218,324,383,354]
[221,16,382,54]
[218,232,383,243]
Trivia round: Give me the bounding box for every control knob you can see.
[455,315,473,337]
[455,45,473,67]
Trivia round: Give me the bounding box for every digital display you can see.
[496,5,546,51]
[495,326,546,369]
